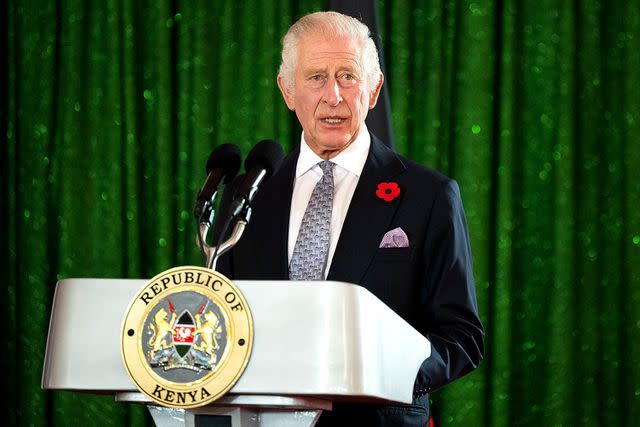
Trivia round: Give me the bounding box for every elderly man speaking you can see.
[218,11,484,427]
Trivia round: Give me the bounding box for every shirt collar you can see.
[295,126,371,178]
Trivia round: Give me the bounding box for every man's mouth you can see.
[321,117,347,124]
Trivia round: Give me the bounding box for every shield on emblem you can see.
[173,310,195,358]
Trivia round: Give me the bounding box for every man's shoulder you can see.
[371,138,455,189]
[400,154,453,185]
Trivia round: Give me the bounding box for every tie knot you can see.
[319,160,335,176]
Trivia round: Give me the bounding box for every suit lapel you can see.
[252,148,298,278]
[327,136,406,284]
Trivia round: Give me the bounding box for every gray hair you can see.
[278,11,382,95]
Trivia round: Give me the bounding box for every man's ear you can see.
[277,75,295,110]
[368,73,384,110]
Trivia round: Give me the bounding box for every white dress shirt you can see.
[288,127,371,278]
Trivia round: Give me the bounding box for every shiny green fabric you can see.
[4,1,639,426]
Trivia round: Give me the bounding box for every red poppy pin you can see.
[376,182,401,202]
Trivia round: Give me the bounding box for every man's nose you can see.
[323,78,342,106]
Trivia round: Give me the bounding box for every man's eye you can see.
[307,75,325,88]
[339,73,357,86]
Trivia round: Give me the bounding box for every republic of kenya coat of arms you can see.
[146,296,225,373]
[121,266,253,408]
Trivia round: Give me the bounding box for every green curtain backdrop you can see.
[4,1,639,426]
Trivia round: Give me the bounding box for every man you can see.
[218,11,484,426]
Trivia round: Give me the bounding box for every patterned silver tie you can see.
[289,160,336,280]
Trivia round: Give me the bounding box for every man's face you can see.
[278,33,383,159]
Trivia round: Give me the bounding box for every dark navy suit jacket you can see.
[217,135,484,426]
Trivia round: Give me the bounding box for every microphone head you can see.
[206,143,242,183]
[244,139,284,178]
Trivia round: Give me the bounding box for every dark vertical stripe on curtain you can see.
[570,0,583,422]
[485,0,504,425]
[618,6,637,426]
[508,2,525,425]
[169,0,180,267]
[43,1,63,424]
[2,0,13,423]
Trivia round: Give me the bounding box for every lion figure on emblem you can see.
[192,311,222,364]
[148,307,177,362]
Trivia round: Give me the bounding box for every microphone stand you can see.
[196,204,252,271]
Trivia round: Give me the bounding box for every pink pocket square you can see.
[379,227,410,248]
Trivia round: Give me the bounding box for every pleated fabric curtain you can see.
[4,1,639,426]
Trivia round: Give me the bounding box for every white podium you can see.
[42,278,430,426]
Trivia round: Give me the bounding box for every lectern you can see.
[42,278,430,426]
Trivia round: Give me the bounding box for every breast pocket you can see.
[364,247,417,313]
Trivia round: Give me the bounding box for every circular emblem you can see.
[121,266,253,408]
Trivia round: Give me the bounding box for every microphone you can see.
[194,143,242,222]
[228,139,284,218]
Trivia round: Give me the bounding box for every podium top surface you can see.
[42,278,430,404]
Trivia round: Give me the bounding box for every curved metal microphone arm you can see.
[197,222,214,267]
[196,219,248,271]
[208,220,247,270]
